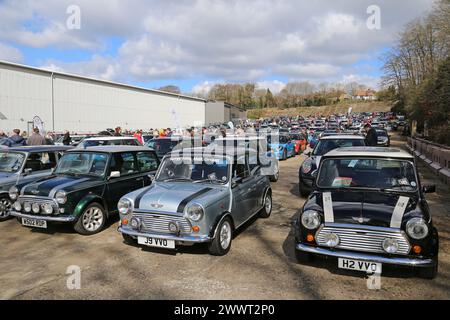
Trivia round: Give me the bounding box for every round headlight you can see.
[118,198,133,215]
[55,190,67,204]
[382,238,399,253]
[130,217,141,230]
[301,210,321,230]
[9,186,19,201]
[23,202,32,213]
[13,202,22,211]
[43,203,53,215]
[323,233,340,247]
[302,159,313,174]
[186,203,204,222]
[32,203,40,214]
[406,218,429,240]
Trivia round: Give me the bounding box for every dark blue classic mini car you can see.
[294,147,439,279]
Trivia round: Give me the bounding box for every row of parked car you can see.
[0,131,440,278]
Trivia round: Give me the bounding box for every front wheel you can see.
[295,249,314,263]
[0,197,12,222]
[74,203,107,235]
[417,262,438,279]
[259,191,272,218]
[208,217,233,256]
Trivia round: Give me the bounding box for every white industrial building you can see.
[0,61,211,134]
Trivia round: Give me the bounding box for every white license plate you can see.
[138,236,175,249]
[338,258,382,274]
[22,218,47,229]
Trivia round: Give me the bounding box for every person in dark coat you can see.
[7,129,27,147]
[364,124,378,147]
[63,131,72,145]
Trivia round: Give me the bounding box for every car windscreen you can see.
[55,152,108,176]
[317,158,418,191]
[146,139,179,154]
[312,139,365,156]
[156,157,229,184]
[0,152,25,173]
[376,130,388,137]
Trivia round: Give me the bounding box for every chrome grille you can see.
[316,224,411,255]
[132,212,192,234]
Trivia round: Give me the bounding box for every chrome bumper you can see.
[118,226,212,243]
[10,211,77,222]
[295,243,436,268]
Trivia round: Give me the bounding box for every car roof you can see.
[82,136,138,141]
[324,147,414,159]
[169,146,253,158]
[4,146,73,153]
[319,135,365,140]
[67,146,153,153]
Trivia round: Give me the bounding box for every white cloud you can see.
[0,0,436,88]
[0,42,23,63]
[192,81,217,97]
[256,80,286,94]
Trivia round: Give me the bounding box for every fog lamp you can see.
[32,203,40,214]
[13,202,22,211]
[43,203,53,215]
[323,233,340,247]
[168,222,179,234]
[24,202,32,213]
[382,238,399,254]
[130,217,141,230]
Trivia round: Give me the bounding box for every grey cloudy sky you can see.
[0,0,436,93]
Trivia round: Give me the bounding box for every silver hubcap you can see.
[0,198,11,218]
[82,206,104,232]
[219,221,232,250]
[265,194,272,213]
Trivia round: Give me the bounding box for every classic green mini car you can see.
[9,146,159,235]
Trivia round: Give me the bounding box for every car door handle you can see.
[136,177,144,181]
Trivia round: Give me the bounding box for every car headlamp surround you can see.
[55,190,67,204]
[118,198,133,215]
[406,218,429,240]
[301,210,321,230]
[9,186,19,200]
[185,203,204,222]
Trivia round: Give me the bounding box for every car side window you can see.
[233,159,250,180]
[248,155,261,175]
[24,152,57,172]
[109,152,139,176]
[137,152,159,172]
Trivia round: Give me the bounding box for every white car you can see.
[76,136,142,148]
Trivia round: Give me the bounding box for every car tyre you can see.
[417,262,438,279]
[295,249,314,263]
[299,181,310,198]
[208,217,233,256]
[259,191,272,218]
[74,202,107,235]
[0,196,12,222]
[122,233,135,245]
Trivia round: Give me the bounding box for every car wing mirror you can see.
[148,173,156,181]
[109,171,121,179]
[23,168,32,176]
[422,185,436,194]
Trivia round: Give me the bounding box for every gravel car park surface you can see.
[1,135,449,300]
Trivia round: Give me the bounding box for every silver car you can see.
[0,146,72,221]
[117,147,273,255]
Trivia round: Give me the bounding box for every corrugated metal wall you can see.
[0,62,206,133]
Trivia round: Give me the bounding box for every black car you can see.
[10,146,159,235]
[294,147,439,279]
[299,135,366,197]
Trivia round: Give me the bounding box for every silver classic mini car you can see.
[117,147,273,255]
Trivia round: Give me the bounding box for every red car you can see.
[290,132,308,155]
